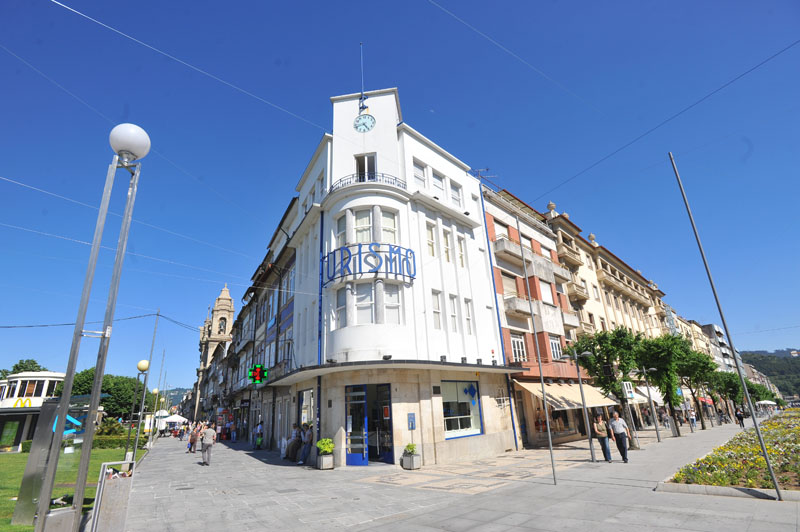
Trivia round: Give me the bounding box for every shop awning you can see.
[514,380,618,411]
[636,386,664,405]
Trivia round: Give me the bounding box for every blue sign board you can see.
[322,243,416,286]
[408,413,416,431]
[676,388,683,396]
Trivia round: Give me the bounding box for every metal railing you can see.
[329,172,407,193]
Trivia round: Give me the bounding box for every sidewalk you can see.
[126,422,799,531]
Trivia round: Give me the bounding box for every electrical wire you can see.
[0,313,156,329]
[530,37,800,202]
[0,175,257,260]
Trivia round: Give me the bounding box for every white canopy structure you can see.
[164,414,188,423]
[756,400,777,406]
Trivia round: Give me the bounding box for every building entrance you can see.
[345,383,393,466]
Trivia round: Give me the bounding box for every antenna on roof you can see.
[359,42,367,112]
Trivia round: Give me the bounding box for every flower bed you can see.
[672,409,800,490]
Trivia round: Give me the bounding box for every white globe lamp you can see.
[109,123,151,163]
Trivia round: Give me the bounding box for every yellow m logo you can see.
[13,398,32,408]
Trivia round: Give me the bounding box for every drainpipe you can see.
[479,187,518,451]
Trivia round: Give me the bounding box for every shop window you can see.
[298,389,314,425]
[441,381,482,438]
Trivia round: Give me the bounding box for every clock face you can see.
[353,113,376,133]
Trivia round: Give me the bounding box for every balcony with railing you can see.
[579,321,595,336]
[562,311,580,329]
[503,293,532,316]
[557,242,583,266]
[566,281,589,302]
[596,269,628,294]
[329,172,407,194]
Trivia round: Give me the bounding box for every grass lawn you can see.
[672,408,800,490]
[0,448,126,532]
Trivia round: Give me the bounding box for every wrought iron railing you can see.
[329,172,407,193]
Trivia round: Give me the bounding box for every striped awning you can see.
[514,380,618,411]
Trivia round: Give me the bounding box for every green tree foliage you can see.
[1,358,49,378]
[55,368,153,419]
[570,328,642,399]
[96,417,125,436]
[675,349,718,429]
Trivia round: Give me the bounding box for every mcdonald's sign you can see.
[13,398,32,408]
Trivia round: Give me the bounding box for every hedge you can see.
[19,436,146,453]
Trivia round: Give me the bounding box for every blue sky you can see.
[1,1,798,387]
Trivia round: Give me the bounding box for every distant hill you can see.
[743,348,798,359]
[741,352,800,397]
[163,387,190,407]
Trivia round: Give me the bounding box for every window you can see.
[586,253,593,269]
[495,222,509,239]
[502,274,517,297]
[381,211,397,244]
[580,278,588,290]
[464,299,472,335]
[0,385,5,400]
[614,296,620,310]
[280,266,295,306]
[267,342,276,367]
[442,381,482,438]
[280,325,293,362]
[555,283,565,294]
[354,210,372,243]
[336,215,346,247]
[449,294,458,332]
[600,317,607,331]
[355,153,376,180]
[539,280,554,305]
[443,230,452,262]
[605,292,612,306]
[336,287,347,329]
[432,172,445,195]
[23,381,37,397]
[385,283,401,324]
[549,336,563,360]
[355,283,374,324]
[46,380,57,397]
[588,312,595,325]
[457,237,466,267]
[426,224,436,257]
[541,246,551,260]
[511,333,528,362]
[432,291,442,330]
[7,381,17,399]
[593,285,600,300]
[413,161,426,188]
[450,182,462,207]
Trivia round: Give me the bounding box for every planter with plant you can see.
[316,438,335,469]
[401,443,421,470]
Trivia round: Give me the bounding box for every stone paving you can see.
[126,421,799,532]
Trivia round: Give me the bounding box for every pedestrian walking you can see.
[689,409,697,429]
[201,422,216,466]
[735,409,745,429]
[188,426,198,453]
[592,414,612,463]
[297,423,313,465]
[609,411,631,463]
[231,422,237,442]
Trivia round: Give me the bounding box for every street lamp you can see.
[36,123,150,532]
[570,351,596,462]
[132,359,152,463]
[124,359,150,461]
[635,367,661,443]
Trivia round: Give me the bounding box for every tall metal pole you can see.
[35,154,118,532]
[71,163,142,532]
[514,215,557,485]
[668,152,782,501]
[642,369,661,442]
[153,349,166,441]
[124,372,144,460]
[133,311,159,463]
[574,354,596,462]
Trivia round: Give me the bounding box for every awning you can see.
[756,400,776,406]
[636,386,664,405]
[514,380,618,411]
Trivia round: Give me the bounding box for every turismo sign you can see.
[322,243,416,286]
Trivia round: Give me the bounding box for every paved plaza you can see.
[126,423,799,531]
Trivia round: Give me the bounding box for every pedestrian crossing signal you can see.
[248,364,266,383]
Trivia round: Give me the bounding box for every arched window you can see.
[218,317,227,334]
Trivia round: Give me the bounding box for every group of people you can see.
[283,422,314,465]
[591,411,632,463]
[182,421,218,466]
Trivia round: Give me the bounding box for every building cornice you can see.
[397,123,471,172]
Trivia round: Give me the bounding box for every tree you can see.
[55,368,152,420]
[675,349,717,430]
[570,327,643,448]
[637,334,687,436]
[1,358,48,378]
[708,371,741,417]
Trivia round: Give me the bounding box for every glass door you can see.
[373,384,393,463]
[345,385,367,466]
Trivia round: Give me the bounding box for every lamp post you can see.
[133,312,159,464]
[572,351,596,462]
[637,367,661,443]
[124,360,149,462]
[35,123,150,532]
[147,388,159,448]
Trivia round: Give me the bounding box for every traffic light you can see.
[248,364,266,384]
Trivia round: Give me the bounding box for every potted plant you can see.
[401,443,421,470]
[316,438,334,469]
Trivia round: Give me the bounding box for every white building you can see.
[246,88,519,466]
[0,371,65,452]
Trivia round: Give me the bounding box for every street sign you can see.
[676,387,683,396]
[408,413,416,431]
[622,381,635,400]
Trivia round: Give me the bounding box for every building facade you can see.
[0,371,65,452]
